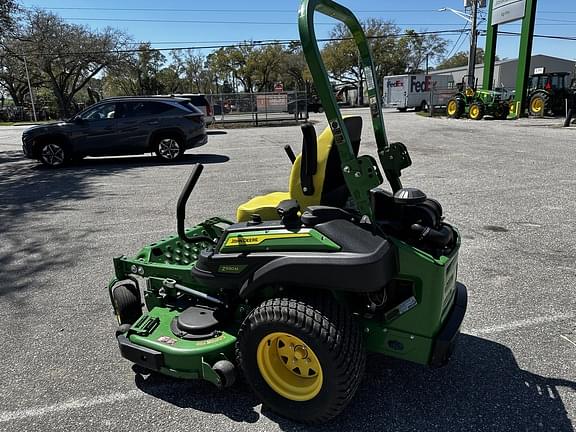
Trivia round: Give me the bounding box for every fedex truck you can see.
[383,74,451,112]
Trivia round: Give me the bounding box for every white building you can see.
[429,54,575,90]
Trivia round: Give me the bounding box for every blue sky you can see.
[21,0,576,66]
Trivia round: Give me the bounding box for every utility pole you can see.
[22,52,37,122]
[467,0,479,88]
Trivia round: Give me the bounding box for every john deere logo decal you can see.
[224,232,310,247]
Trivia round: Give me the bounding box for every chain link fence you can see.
[205,91,309,125]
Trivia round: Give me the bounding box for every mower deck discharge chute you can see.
[109,0,468,423]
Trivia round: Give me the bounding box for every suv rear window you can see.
[177,101,202,114]
[118,101,180,118]
[187,95,209,107]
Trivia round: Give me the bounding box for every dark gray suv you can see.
[22,97,207,167]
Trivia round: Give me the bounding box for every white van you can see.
[383,74,450,112]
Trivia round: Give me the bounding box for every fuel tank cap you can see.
[393,187,427,205]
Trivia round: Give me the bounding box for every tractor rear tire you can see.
[494,102,510,120]
[236,295,365,424]
[446,98,464,119]
[111,283,142,325]
[529,93,549,117]
[469,102,485,120]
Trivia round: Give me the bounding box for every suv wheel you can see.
[39,142,68,168]
[155,136,184,161]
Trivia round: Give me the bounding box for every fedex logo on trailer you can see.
[410,75,432,93]
[387,80,404,88]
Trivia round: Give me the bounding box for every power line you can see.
[54,17,576,27]
[12,30,469,57]
[59,18,479,26]
[27,7,443,13]
[493,30,576,41]
[9,29,576,58]
[444,22,470,60]
[28,6,576,15]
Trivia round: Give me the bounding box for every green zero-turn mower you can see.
[109,0,468,424]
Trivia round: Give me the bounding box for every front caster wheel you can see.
[111,283,141,325]
[236,295,365,424]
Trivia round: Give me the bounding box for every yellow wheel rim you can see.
[256,332,323,401]
[531,97,543,113]
[470,105,479,119]
[447,100,457,115]
[465,87,475,97]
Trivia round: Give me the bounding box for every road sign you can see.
[492,0,526,25]
[274,83,284,92]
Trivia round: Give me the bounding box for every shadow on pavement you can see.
[0,150,229,302]
[72,153,229,168]
[133,334,575,431]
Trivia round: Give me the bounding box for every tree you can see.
[104,43,167,96]
[0,0,19,38]
[252,43,285,92]
[399,29,448,72]
[171,49,216,94]
[279,42,312,93]
[436,48,497,70]
[18,10,129,117]
[322,19,407,104]
[207,44,257,93]
[0,40,45,106]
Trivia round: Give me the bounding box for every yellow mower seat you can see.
[236,116,362,222]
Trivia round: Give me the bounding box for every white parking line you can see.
[0,390,143,422]
[466,312,576,336]
[0,311,574,423]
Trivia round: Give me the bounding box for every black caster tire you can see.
[111,284,141,325]
[213,360,236,388]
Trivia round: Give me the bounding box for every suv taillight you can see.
[206,103,212,117]
[185,113,204,124]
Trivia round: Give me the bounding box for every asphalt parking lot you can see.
[0,109,575,431]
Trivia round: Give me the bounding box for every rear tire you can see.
[494,102,509,120]
[529,93,549,117]
[446,98,464,119]
[416,100,429,112]
[236,295,365,424]
[38,142,68,168]
[154,135,184,161]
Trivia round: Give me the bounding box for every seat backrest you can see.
[288,116,362,209]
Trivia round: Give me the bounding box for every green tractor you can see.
[109,0,467,424]
[527,72,575,117]
[447,76,510,120]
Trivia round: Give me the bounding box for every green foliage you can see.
[0,0,19,38]
[0,5,450,118]
[14,9,129,117]
[104,43,167,96]
[399,29,448,72]
[321,19,448,102]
